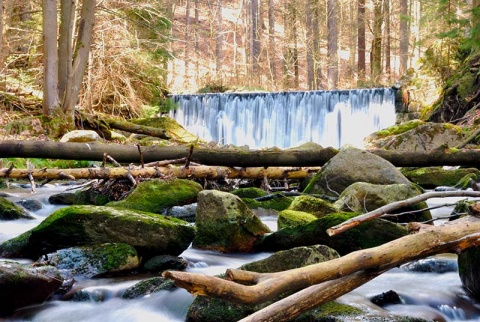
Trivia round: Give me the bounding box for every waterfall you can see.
[169,88,397,149]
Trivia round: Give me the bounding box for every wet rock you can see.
[370,290,402,307]
[0,261,63,316]
[193,190,271,253]
[458,246,480,300]
[143,255,188,272]
[0,196,35,220]
[166,203,197,222]
[49,187,112,206]
[402,257,458,273]
[107,179,203,214]
[0,205,195,261]
[334,183,432,224]
[38,243,140,279]
[16,199,43,212]
[303,145,410,198]
[122,277,176,299]
[258,212,408,255]
[232,187,293,212]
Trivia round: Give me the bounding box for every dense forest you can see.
[0,0,479,128]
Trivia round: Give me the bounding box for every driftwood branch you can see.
[327,190,480,236]
[163,216,480,306]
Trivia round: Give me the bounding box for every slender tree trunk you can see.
[267,0,276,84]
[0,0,3,73]
[384,0,391,77]
[357,0,366,81]
[312,0,322,89]
[327,0,338,89]
[185,0,191,82]
[472,0,480,50]
[250,0,260,75]
[63,0,96,127]
[215,0,223,75]
[42,0,60,117]
[399,0,409,74]
[371,0,383,80]
[305,0,314,89]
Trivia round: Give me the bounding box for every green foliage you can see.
[197,83,231,94]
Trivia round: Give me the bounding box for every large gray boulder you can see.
[193,190,271,253]
[303,145,411,198]
[0,205,195,261]
[0,261,63,316]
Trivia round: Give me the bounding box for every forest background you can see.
[0,0,479,132]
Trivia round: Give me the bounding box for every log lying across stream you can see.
[1,140,480,167]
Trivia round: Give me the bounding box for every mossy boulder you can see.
[107,179,203,214]
[240,244,339,273]
[0,261,63,316]
[0,197,35,220]
[258,212,408,255]
[0,205,195,260]
[132,116,200,144]
[277,210,317,229]
[364,121,468,151]
[193,190,271,253]
[49,186,112,206]
[401,167,480,189]
[39,243,140,279]
[232,187,293,211]
[288,195,337,218]
[334,183,432,223]
[303,146,411,198]
[122,276,177,299]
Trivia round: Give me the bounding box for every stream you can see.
[2,184,480,322]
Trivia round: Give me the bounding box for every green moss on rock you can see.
[107,179,202,213]
[278,210,317,229]
[0,197,34,220]
[288,195,337,218]
[402,167,480,189]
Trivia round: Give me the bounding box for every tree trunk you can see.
[104,118,171,140]
[0,0,3,72]
[58,0,75,101]
[42,0,60,117]
[163,216,480,306]
[305,0,314,90]
[268,0,276,82]
[215,0,222,74]
[399,0,409,74]
[2,140,480,168]
[327,0,338,89]
[371,0,383,80]
[383,0,391,77]
[0,165,318,181]
[185,0,191,81]
[250,0,260,76]
[63,0,96,126]
[357,0,366,80]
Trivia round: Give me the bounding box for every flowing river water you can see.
[2,184,480,322]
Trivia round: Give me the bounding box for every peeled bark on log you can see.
[327,190,480,236]
[0,166,318,180]
[163,216,480,305]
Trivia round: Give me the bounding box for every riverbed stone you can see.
[277,209,317,229]
[364,120,468,151]
[107,179,203,214]
[458,245,480,300]
[334,182,432,223]
[303,145,411,198]
[258,212,408,255]
[232,187,294,212]
[0,196,35,220]
[38,243,140,279]
[60,130,102,142]
[143,254,188,272]
[288,195,337,217]
[401,167,480,189]
[0,205,195,261]
[193,190,271,253]
[0,261,63,316]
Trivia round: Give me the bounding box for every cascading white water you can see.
[169,88,397,149]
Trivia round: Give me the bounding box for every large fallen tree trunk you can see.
[1,139,480,167]
[0,165,318,180]
[163,215,480,307]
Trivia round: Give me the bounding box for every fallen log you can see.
[1,139,480,167]
[104,117,171,140]
[0,165,318,180]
